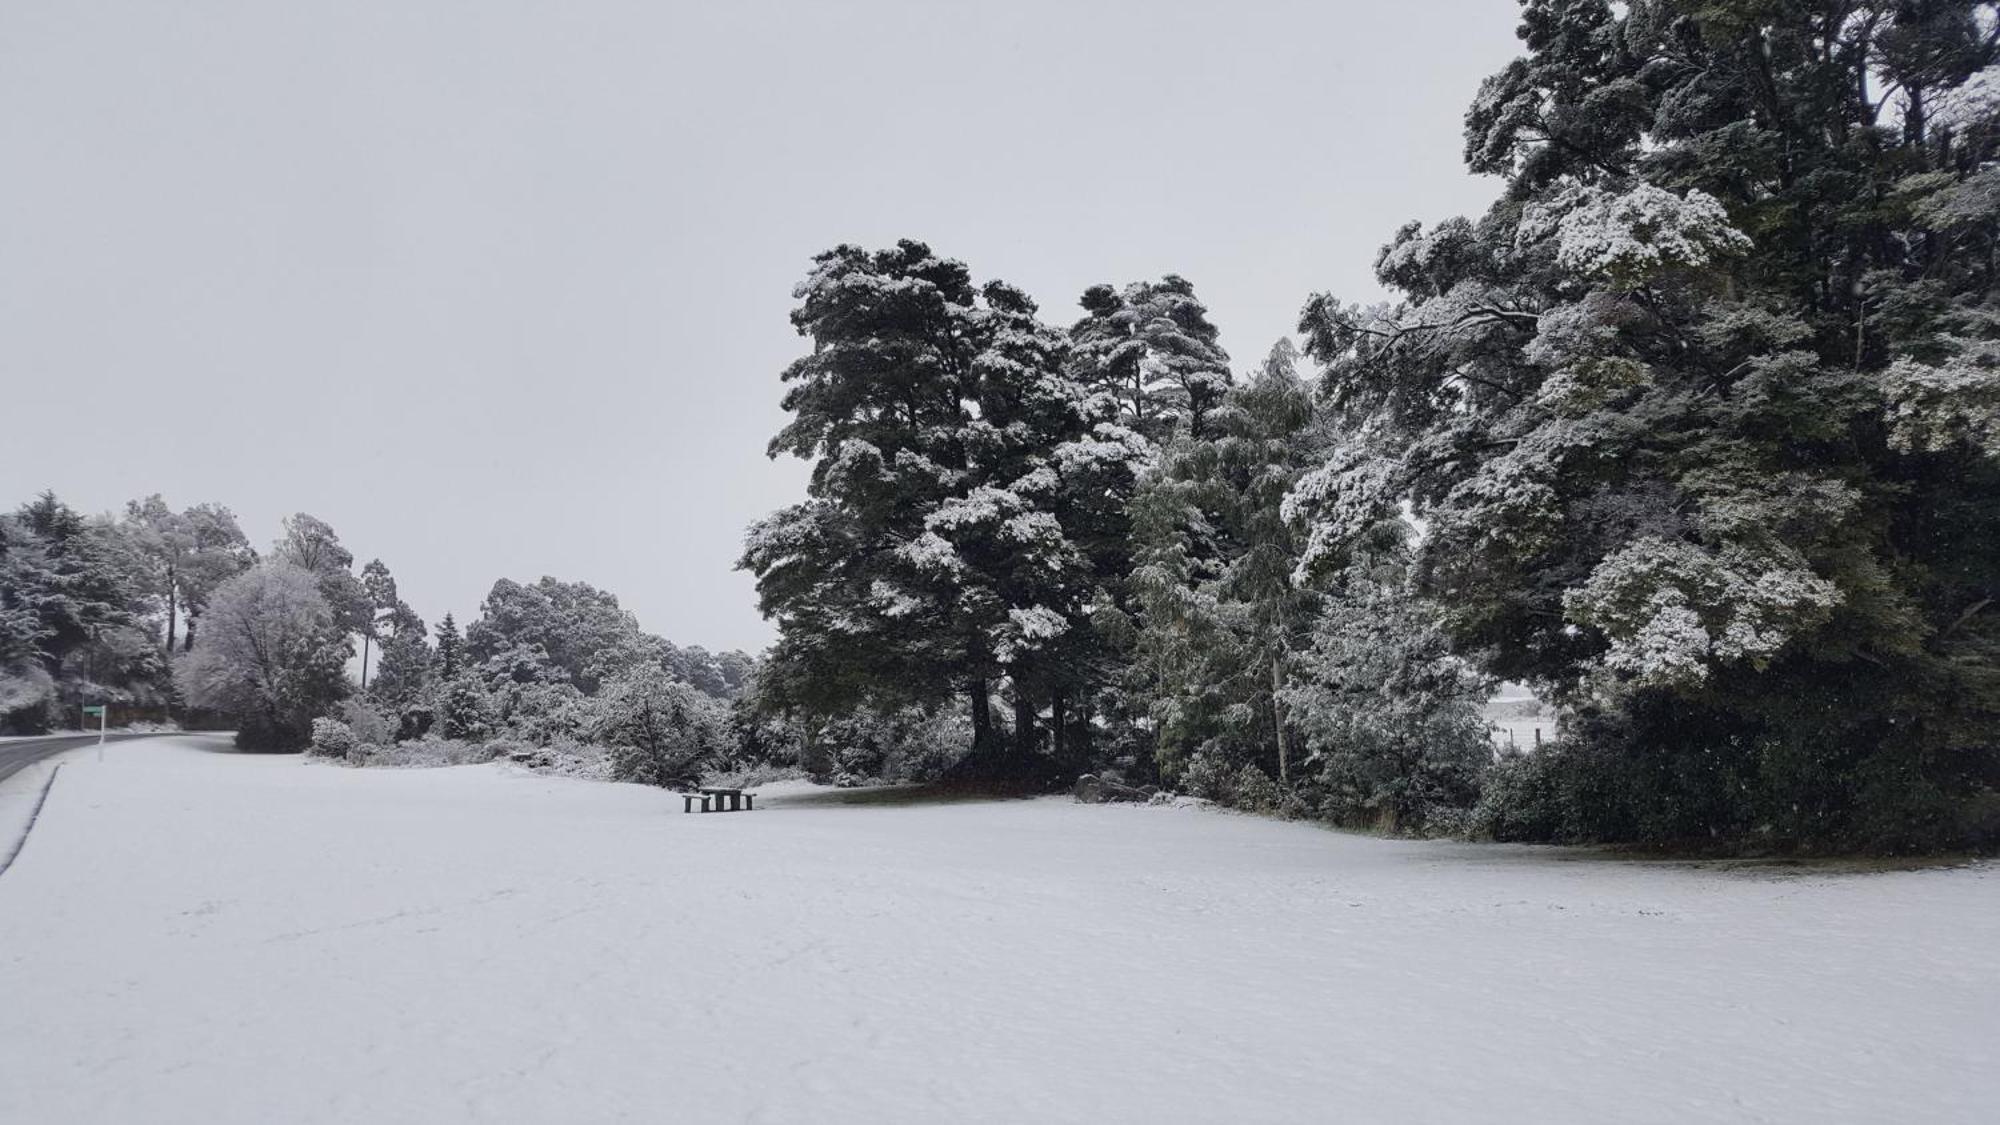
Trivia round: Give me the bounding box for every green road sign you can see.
[81,705,105,716]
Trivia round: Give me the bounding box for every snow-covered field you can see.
[1,736,1993,1124]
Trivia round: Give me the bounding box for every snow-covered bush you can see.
[334,699,393,747]
[1179,750,1236,804]
[395,702,434,743]
[435,676,492,741]
[307,717,356,759]
[701,762,806,790]
[357,737,496,769]
[797,706,972,785]
[1230,765,1280,813]
[1469,747,1568,843]
[597,667,730,788]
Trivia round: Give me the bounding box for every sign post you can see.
[82,704,106,761]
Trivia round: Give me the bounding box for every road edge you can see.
[0,762,62,879]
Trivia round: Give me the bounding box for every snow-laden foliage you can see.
[1284,0,2000,848]
[743,240,1191,765]
[308,716,356,759]
[1563,539,1844,688]
[1881,340,2000,459]
[597,666,732,788]
[174,564,351,750]
[1281,548,1492,834]
[0,492,187,732]
[1134,342,1323,784]
[1521,184,1750,283]
[1067,276,1232,443]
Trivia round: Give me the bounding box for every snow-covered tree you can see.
[744,242,1100,760]
[273,513,369,646]
[597,666,730,788]
[1134,340,1322,784]
[1282,541,1492,834]
[1285,0,2000,846]
[173,563,350,749]
[1067,276,1232,443]
[434,612,463,681]
[121,498,255,658]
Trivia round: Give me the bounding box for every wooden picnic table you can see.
[685,786,755,813]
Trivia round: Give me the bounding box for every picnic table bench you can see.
[682,787,756,813]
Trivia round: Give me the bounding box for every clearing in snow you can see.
[0,735,1993,1123]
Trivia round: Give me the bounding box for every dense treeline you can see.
[0,492,755,782]
[743,0,2000,850]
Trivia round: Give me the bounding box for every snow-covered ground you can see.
[1,736,1993,1124]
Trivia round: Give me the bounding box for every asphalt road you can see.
[0,733,165,786]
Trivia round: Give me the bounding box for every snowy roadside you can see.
[1,735,1994,1125]
[0,738,105,872]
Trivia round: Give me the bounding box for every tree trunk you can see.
[1050,687,1068,762]
[164,562,178,657]
[800,713,830,777]
[1012,676,1036,755]
[970,680,995,753]
[1271,653,1289,785]
[360,634,372,691]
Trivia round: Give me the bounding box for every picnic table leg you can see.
[731,793,743,812]
[745,794,754,811]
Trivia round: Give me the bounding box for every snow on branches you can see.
[1282,437,1400,583]
[1881,340,2000,460]
[1563,538,1843,688]
[1520,184,1750,284]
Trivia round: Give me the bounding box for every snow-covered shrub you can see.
[881,710,971,782]
[597,667,729,788]
[1231,764,1280,813]
[308,717,356,759]
[702,763,805,790]
[511,736,613,782]
[359,737,495,769]
[435,676,492,741]
[334,699,393,747]
[396,702,434,743]
[805,706,970,785]
[1469,747,1564,842]
[502,681,598,746]
[1179,750,1236,804]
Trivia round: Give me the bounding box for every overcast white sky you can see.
[0,1,1521,653]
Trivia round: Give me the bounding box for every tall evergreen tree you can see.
[1134,340,1322,782]
[743,242,1100,759]
[434,612,463,682]
[1285,0,2000,846]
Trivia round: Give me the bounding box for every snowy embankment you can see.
[0,737,1993,1124]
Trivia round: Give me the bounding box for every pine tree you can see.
[1067,276,1232,443]
[743,241,1099,760]
[434,613,463,681]
[358,559,398,690]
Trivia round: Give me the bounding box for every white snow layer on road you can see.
[0,736,1993,1125]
